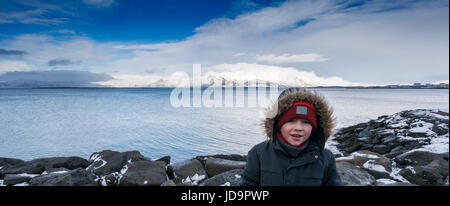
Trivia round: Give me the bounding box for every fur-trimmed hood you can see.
[263,88,336,142]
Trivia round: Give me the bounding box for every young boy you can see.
[241,88,342,186]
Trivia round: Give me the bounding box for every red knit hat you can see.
[277,101,318,132]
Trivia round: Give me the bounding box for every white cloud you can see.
[0,61,35,75]
[255,53,328,63]
[1,0,448,86]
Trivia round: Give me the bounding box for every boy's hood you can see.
[263,88,336,142]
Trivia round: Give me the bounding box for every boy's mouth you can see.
[290,134,303,138]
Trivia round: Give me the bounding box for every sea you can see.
[0,88,448,163]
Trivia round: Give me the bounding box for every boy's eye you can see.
[301,120,310,124]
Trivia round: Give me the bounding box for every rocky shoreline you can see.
[1,109,448,186]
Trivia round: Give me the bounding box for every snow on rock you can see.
[221,182,231,186]
[334,109,448,186]
[376,178,398,185]
[363,160,388,174]
[183,173,206,186]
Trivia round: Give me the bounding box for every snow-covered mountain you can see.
[97,63,370,88]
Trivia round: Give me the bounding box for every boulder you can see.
[382,135,397,144]
[376,129,395,139]
[0,157,25,167]
[336,150,392,179]
[118,160,167,186]
[160,180,176,186]
[205,158,246,177]
[171,158,207,185]
[156,156,171,165]
[28,168,98,186]
[86,150,146,176]
[394,151,446,166]
[0,156,89,178]
[358,127,373,138]
[336,161,376,186]
[199,169,244,186]
[372,145,391,154]
[195,154,247,166]
[3,174,39,186]
[385,146,407,158]
[42,168,70,175]
[395,151,449,186]
[399,164,446,186]
[375,179,417,186]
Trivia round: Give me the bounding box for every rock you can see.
[86,150,146,176]
[343,144,360,154]
[399,165,446,186]
[376,129,395,139]
[358,127,373,138]
[119,160,167,186]
[382,135,397,144]
[336,161,376,186]
[408,129,428,138]
[0,157,25,167]
[359,143,374,151]
[385,146,407,158]
[336,150,392,179]
[3,174,39,186]
[0,156,89,179]
[395,151,446,166]
[356,137,371,143]
[29,168,98,186]
[372,145,391,154]
[160,180,176,186]
[195,154,247,166]
[395,151,449,186]
[432,124,448,136]
[171,159,207,185]
[199,169,244,186]
[375,179,417,186]
[42,168,70,175]
[205,158,246,177]
[156,156,171,165]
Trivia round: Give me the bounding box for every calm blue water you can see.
[0,88,448,163]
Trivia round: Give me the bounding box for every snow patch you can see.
[363,160,388,173]
[390,161,410,183]
[16,173,39,178]
[336,151,379,161]
[221,182,231,186]
[13,182,29,186]
[0,180,4,186]
[406,166,416,175]
[120,165,129,174]
[86,155,107,171]
[235,174,241,179]
[183,173,206,185]
[376,178,398,185]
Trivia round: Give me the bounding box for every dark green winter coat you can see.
[241,88,343,186]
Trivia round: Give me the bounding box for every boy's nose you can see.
[293,121,304,130]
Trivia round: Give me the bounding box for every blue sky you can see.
[0,0,448,87]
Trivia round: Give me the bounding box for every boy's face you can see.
[280,118,313,147]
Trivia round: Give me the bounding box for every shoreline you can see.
[1,108,448,186]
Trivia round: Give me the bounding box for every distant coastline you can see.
[24,85,449,89]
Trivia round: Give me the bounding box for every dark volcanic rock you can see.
[0,156,89,179]
[28,168,97,186]
[199,169,244,186]
[204,158,246,177]
[119,160,167,186]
